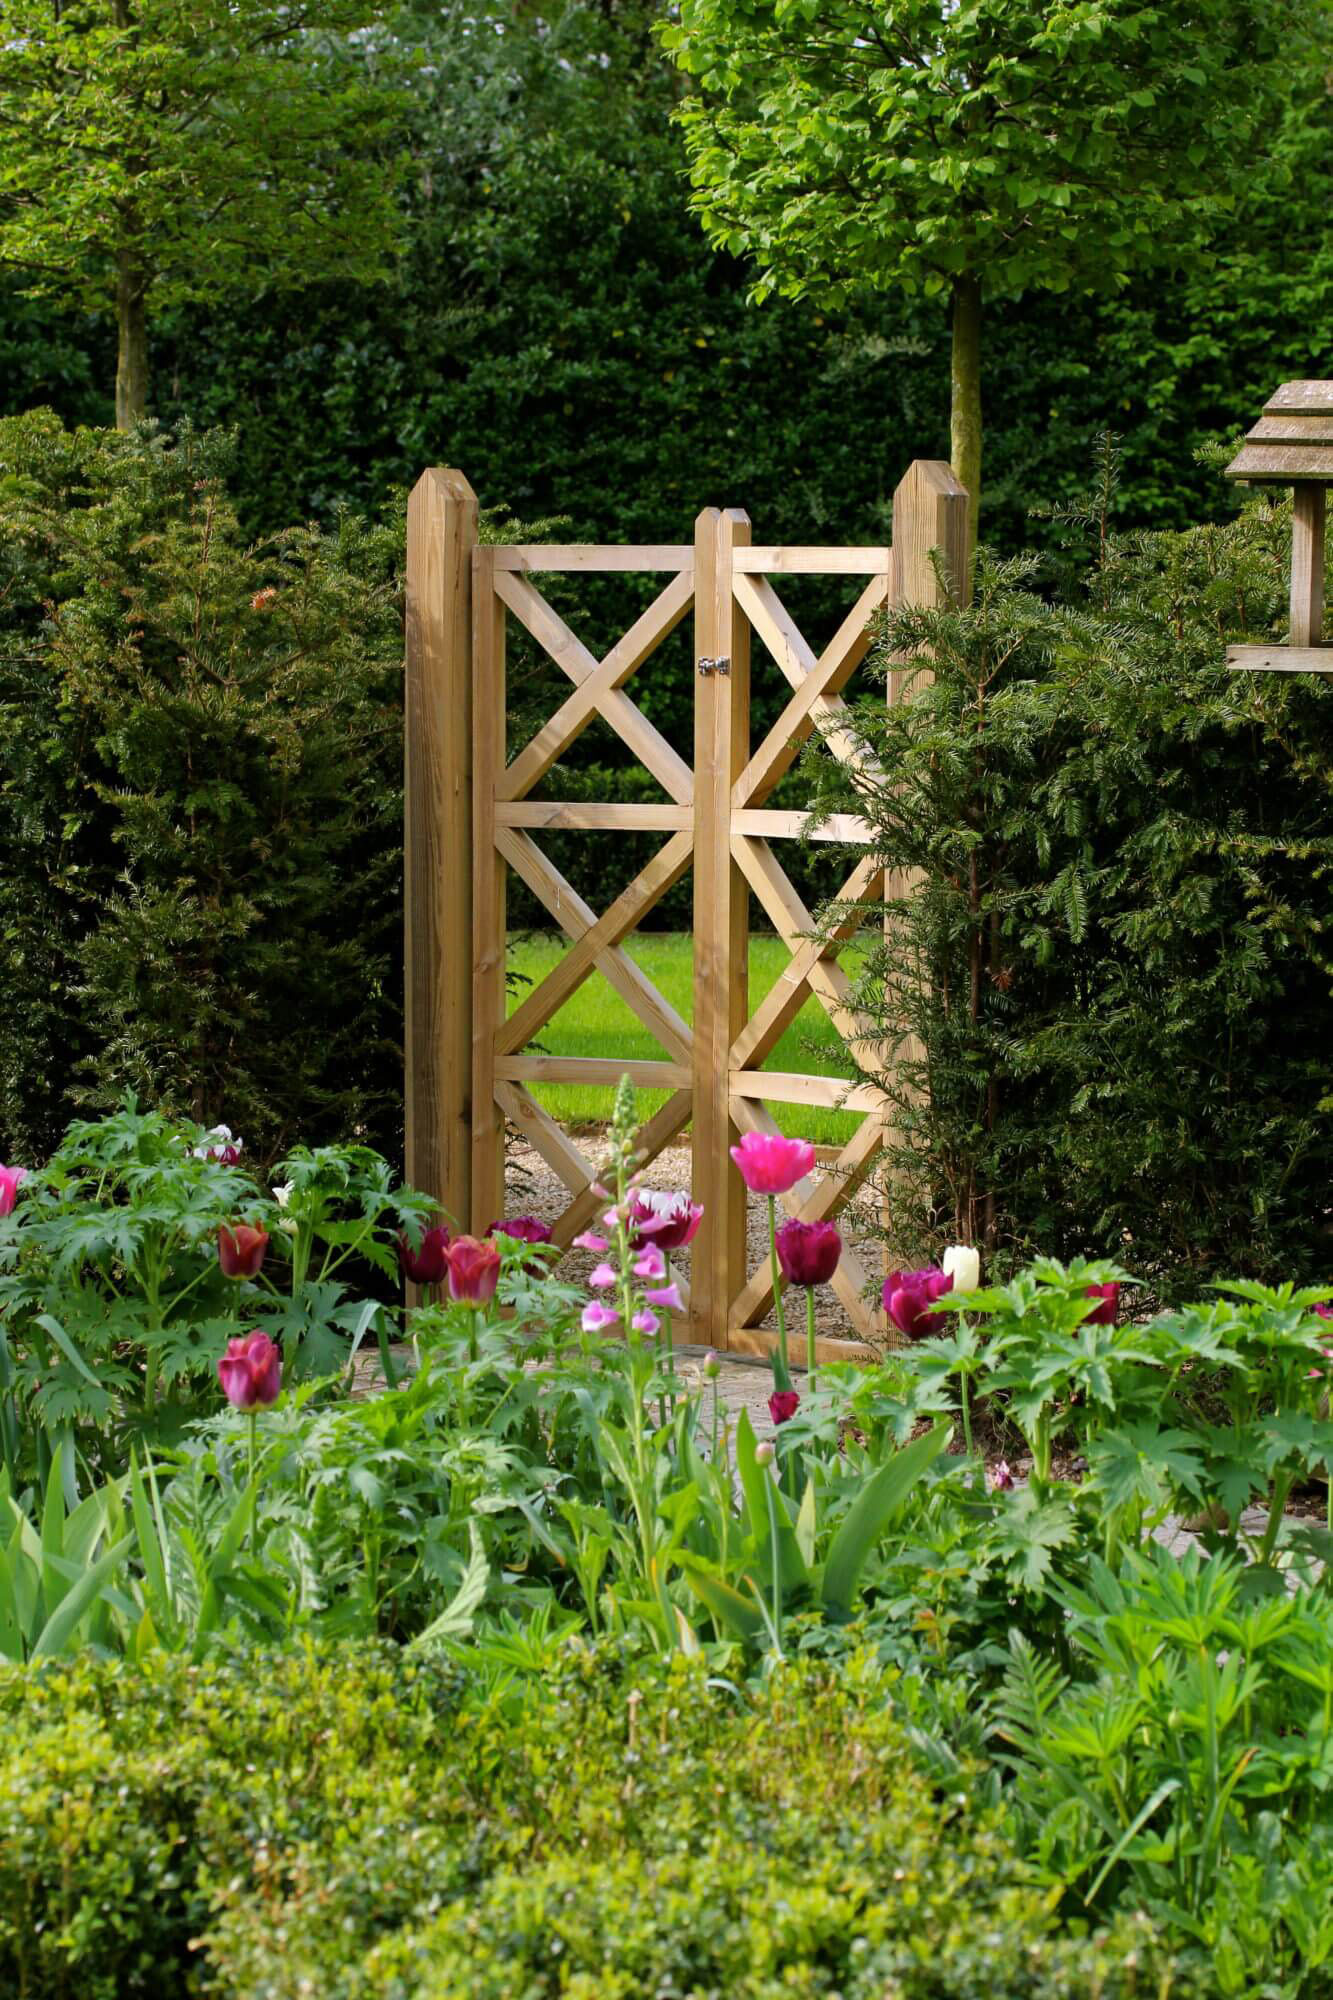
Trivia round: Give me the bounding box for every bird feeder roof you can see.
[1226,382,1333,484]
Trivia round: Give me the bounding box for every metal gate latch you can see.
[697,656,731,676]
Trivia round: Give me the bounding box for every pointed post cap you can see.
[1225,383,1333,485]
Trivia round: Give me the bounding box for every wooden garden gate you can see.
[405,461,969,1361]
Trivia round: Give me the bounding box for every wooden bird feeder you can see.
[1226,379,1331,674]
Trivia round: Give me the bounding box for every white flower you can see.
[942,1243,981,1295]
[273,1182,294,1208]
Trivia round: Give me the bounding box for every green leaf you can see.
[681,1561,767,1643]
[30,1533,133,1659]
[820,1420,948,1616]
[408,1525,489,1650]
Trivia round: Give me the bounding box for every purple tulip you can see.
[397,1226,450,1287]
[488,1216,553,1247]
[769,1390,800,1425]
[217,1331,282,1409]
[882,1266,953,1339]
[776,1218,842,1289]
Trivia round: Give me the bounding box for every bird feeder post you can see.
[1226,380,1333,675]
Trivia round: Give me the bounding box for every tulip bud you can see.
[754,1440,775,1467]
[218,1223,269,1281]
[941,1244,980,1294]
[703,1350,722,1378]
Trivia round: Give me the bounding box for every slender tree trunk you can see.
[950,275,982,544]
[115,252,148,428]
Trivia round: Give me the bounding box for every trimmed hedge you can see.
[0,1643,1180,2000]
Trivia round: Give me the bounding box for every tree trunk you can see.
[950,275,982,544]
[115,253,148,429]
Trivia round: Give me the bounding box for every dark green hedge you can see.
[0,1643,1181,2000]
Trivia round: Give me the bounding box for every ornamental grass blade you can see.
[681,1562,767,1644]
[30,1533,134,1659]
[820,1420,948,1618]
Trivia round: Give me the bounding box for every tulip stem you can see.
[246,1410,258,1557]
[805,1286,817,1394]
[767,1197,791,1389]
[764,1457,784,1657]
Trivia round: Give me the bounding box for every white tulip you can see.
[273,1181,294,1208]
[942,1243,981,1294]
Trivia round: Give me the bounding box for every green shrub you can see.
[810,485,1333,1290]
[0,412,405,1164]
[0,1642,1180,2000]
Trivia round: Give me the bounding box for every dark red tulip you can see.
[218,1223,269,1281]
[397,1226,450,1286]
[882,1267,952,1339]
[217,1331,282,1409]
[776,1218,842,1289]
[443,1234,501,1305]
[769,1390,800,1426]
[1084,1282,1120,1326]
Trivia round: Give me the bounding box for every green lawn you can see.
[507,932,865,1144]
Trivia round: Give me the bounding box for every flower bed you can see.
[2,1087,1332,1994]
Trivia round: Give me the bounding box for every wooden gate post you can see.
[404,468,478,1225]
[691,507,751,1349]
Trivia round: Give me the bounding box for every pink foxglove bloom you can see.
[628,1190,704,1251]
[775,1218,841,1288]
[589,1261,618,1289]
[442,1235,501,1305]
[1084,1282,1120,1326]
[573,1230,609,1253]
[729,1132,815,1195]
[769,1390,800,1425]
[582,1301,620,1333]
[634,1247,666,1281]
[218,1223,270,1281]
[0,1165,27,1218]
[882,1267,952,1339]
[644,1283,685,1312]
[217,1331,282,1409]
[632,1309,660,1337]
[397,1226,450,1286]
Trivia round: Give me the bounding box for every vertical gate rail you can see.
[405,462,969,1360]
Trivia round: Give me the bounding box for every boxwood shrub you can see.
[0,1642,1180,2000]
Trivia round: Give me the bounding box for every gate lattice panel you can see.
[404,462,970,1360]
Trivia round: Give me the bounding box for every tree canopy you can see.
[0,0,408,425]
[663,0,1302,526]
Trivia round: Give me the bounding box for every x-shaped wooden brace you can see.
[490,568,698,1250]
[727,570,893,1343]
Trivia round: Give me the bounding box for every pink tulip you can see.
[776,1218,842,1288]
[628,1190,704,1251]
[769,1390,800,1425]
[218,1223,269,1281]
[730,1133,815,1195]
[882,1267,952,1339]
[0,1165,27,1218]
[442,1235,501,1305]
[217,1331,282,1409]
[397,1226,451,1287]
[1084,1282,1120,1326]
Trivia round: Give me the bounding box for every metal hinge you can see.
[697,655,731,677]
